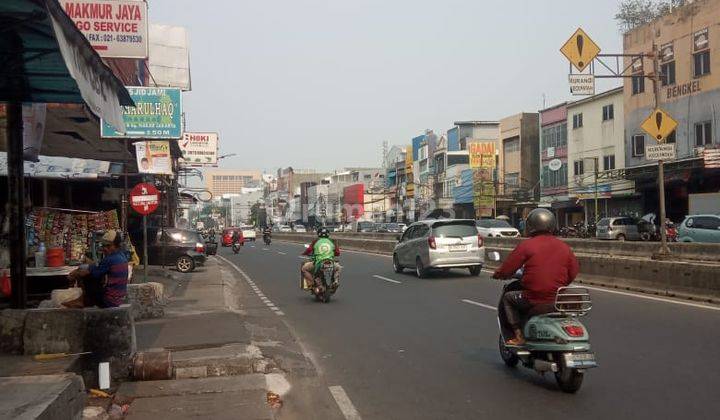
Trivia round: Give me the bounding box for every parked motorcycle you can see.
[489,252,597,393]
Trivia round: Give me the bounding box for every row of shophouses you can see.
[386,2,720,227]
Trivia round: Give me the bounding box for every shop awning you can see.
[0,0,132,129]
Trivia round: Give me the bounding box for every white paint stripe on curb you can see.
[461,299,497,311]
[217,255,284,317]
[372,275,402,284]
[329,385,362,420]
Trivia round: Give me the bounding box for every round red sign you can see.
[130,183,160,215]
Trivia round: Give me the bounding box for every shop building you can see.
[623,0,720,220]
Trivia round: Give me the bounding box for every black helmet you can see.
[526,208,556,236]
[317,227,330,238]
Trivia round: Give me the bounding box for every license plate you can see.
[564,352,597,368]
[449,245,466,252]
[569,352,595,361]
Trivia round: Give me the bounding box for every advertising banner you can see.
[61,0,149,58]
[468,141,496,169]
[180,132,218,166]
[134,141,172,174]
[469,141,496,217]
[149,24,192,90]
[101,87,182,138]
[405,145,414,198]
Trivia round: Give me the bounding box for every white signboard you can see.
[61,0,149,59]
[134,141,172,174]
[569,74,595,96]
[180,132,219,166]
[149,24,192,91]
[549,158,563,171]
[646,143,676,161]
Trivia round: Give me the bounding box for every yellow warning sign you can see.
[560,28,601,72]
[641,108,678,142]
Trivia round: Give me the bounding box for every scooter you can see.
[263,234,272,246]
[232,241,241,254]
[489,252,597,393]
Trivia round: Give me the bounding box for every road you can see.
[220,240,720,420]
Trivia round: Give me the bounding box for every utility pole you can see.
[594,156,599,223]
[652,42,670,257]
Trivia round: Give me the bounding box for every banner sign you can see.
[0,152,112,179]
[134,141,172,174]
[468,141,496,169]
[646,143,676,161]
[61,0,149,58]
[180,132,218,166]
[101,87,182,138]
[405,145,414,198]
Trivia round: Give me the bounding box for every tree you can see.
[615,0,686,32]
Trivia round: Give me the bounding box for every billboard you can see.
[405,145,414,198]
[134,141,172,174]
[101,87,182,138]
[149,24,192,90]
[468,141,496,169]
[61,0,149,58]
[180,132,218,166]
[468,141,496,217]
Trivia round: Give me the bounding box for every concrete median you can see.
[273,232,720,302]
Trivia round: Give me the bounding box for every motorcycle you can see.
[263,234,272,246]
[489,252,597,393]
[301,257,339,303]
[232,241,241,254]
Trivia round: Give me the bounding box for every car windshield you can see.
[432,221,478,238]
[169,230,202,243]
[477,219,512,228]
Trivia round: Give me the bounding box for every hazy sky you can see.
[150,0,624,173]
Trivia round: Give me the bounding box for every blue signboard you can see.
[101,87,182,138]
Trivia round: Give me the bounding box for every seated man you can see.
[493,209,579,345]
[68,230,129,308]
[301,227,340,288]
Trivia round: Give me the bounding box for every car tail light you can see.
[196,242,205,253]
[428,236,437,249]
[562,324,585,337]
[477,235,484,248]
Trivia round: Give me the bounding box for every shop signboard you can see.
[134,141,172,174]
[130,182,159,215]
[180,132,218,166]
[468,141,496,169]
[61,0,149,58]
[101,87,182,138]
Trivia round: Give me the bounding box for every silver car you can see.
[595,217,641,241]
[392,219,484,278]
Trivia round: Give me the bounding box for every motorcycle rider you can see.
[493,208,580,346]
[301,227,341,288]
[262,225,272,242]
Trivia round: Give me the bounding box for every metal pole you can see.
[121,138,128,233]
[652,42,670,256]
[594,157,599,223]
[143,215,148,282]
[161,182,166,270]
[7,101,27,309]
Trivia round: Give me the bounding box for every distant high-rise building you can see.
[205,169,262,197]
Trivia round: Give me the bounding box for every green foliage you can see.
[615,0,686,32]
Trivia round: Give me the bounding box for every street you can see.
[221,241,720,420]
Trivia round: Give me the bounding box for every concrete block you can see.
[174,366,208,379]
[84,305,136,380]
[23,309,87,355]
[0,309,27,354]
[0,373,85,420]
[127,282,165,320]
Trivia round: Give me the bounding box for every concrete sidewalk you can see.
[121,256,343,420]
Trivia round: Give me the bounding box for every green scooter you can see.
[489,252,598,393]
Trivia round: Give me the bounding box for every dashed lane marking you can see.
[461,299,497,311]
[329,386,362,420]
[217,255,284,317]
[277,251,287,255]
[372,275,402,284]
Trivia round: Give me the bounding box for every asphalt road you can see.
[221,240,720,420]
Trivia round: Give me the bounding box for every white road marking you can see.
[372,275,402,284]
[217,255,284,317]
[329,386,362,420]
[277,251,287,255]
[263,248,270,251]
[461,299,497,311]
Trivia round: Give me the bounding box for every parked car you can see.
[222,228,244,247]
[595,217,641,241]
[398,223,407,233]
[678,214,720,243]
[376,223,389,233]
[294,224,307,233]
[357,221,376,233]
[392,219,484,278]
[145,229,207,273]
[279,225,292,233]
[476,219,521,238]
[386,223,402,233]
[241,226,256,241]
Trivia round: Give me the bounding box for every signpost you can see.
[560,28,601,72]
[130,183,159,282]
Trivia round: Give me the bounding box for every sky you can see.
[150,0,625,173]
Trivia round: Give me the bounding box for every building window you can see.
[694,51,711,77]
[695,121,712,146]
[572,113,583,129]
[661,61,676,86]
[632,135,645,157]
[603,155,615,171]
[632,75,645,95]
[602,104,614,121]
[505,173,520,189]
[504,138,520,153]
[573,160,584,176]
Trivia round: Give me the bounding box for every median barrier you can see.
[274,232,720,301]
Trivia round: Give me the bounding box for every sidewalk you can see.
[120,257,343,420]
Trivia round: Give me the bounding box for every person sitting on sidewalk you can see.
[67,230,129,308]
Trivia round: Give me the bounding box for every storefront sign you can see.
[180,132,218,166]
[134,141,172,174]
[549,158,563,171]
[130,183,159,215]
[101,87,182,138]
[569,74,595,95]
[646,143,676,161]
[61,0,148,58]
[468,141,496,169]
[666,80,701,100]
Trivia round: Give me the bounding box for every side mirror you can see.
[487,251,501,262]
